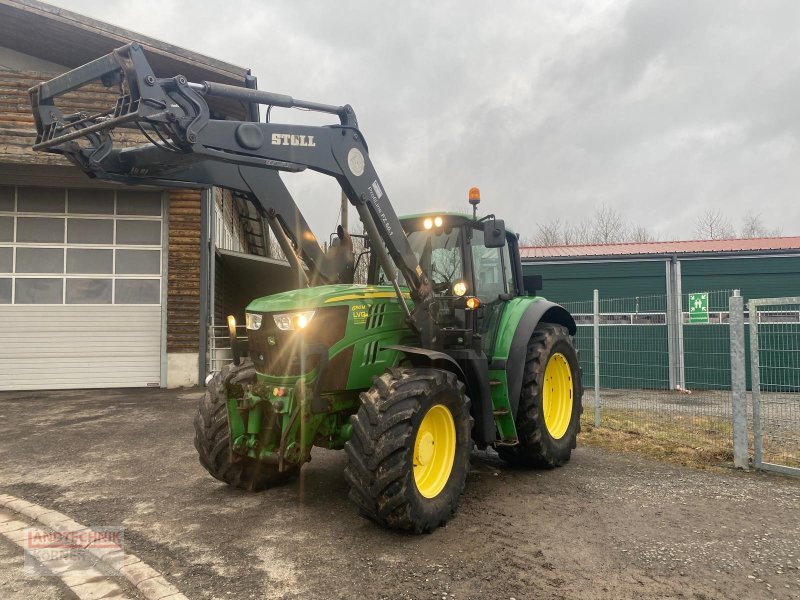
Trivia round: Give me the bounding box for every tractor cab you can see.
[371,201,524,354]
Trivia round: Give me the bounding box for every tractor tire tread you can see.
[344,367,472,533]
[497,323,584,468]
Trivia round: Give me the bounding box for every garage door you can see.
[0,186,165,390]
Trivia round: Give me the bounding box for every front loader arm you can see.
[29,43,437,345]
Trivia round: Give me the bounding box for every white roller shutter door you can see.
[0,186,165,390]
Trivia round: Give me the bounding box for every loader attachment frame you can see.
[29,43,437,347]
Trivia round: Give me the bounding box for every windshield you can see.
[377,228,463,293]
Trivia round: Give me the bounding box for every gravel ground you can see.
[0,534,78,599]
[0,387,798,600]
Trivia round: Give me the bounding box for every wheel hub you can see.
[416,431,435,466]
[413,404,456,498]
[543,352,573,440]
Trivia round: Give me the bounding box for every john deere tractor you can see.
[30,44,583,532]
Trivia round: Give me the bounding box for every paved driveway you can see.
[0,387,798,599]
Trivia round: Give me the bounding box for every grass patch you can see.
[578,409,735,470]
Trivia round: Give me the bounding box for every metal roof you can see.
[520,236,800,260]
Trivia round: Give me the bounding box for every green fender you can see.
[491,297,576,416]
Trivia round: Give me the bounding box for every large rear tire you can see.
[193,359,298,491]
[344,367,472,533]
[497,323,583,468]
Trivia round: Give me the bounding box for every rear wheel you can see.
[194,359,298,490]
[344,367,472,533]
[497,323,583,468]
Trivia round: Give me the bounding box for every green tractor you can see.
[30,44,583,533]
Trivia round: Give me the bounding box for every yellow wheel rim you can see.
[543,352,573,440]
[413,404,456,498]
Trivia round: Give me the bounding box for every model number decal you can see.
[368,186,393,236]
[351,303,368,324]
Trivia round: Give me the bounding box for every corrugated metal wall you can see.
[524,259,668,302]
[523,254,800,390]
[681,256,800,300]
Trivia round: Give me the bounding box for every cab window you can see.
[375,227,463,295]
[470,228,505,302]
[502,241,516,296]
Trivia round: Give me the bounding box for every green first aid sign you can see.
[689,292,709,323]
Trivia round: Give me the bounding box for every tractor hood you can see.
[246,284,411,313]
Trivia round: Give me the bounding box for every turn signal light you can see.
[272,387,287,397]
[466,297,481,309]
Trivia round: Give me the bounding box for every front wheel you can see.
[497,323,583,468]
[344,367,473,533]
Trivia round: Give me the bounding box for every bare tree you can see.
[591,204,629,243]
[564,219,593,245]
[740,211,781,238]
[629,224,658,243]
[350,225,370,284]
[530,219,565,246]
[694,208,734,240]
[524,205,655,247]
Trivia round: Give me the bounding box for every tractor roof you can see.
[399,212,516,235]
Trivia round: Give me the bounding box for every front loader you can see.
[30,44,583,533]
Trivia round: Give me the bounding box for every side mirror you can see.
[484,218,506,248]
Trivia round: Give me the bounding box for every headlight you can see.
[245,312,262,330]
[273,310,316,331]
[452,280,468,297]
[433,216,443,227]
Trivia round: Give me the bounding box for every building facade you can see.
[521,237,800,305]
[0,0,280,390]
[521,237,800,390]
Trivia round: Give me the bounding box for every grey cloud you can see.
[48,0,800,240]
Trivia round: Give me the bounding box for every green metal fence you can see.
[562,290,737,455]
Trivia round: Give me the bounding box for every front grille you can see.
[248,306,348,376]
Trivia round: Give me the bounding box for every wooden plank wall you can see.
[0,69,145,165]
[1,70,63,165]
[2,69,205,356]
[167,189,202,354]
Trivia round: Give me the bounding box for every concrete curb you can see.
[0,493,188,600]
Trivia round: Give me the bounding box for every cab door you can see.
[468,226,512,356]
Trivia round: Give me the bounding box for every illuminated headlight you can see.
[273,310,316,331]
[245,312,263,330]
[452,280,468,297]
[423,218,433,230]
[433,216,443,227]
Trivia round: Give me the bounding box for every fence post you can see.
[674,260,686,389]
[665,261,676,389]
[729,290,748,469]
[749,300,764,470]
[593,289,600,427]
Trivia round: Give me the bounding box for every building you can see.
[0,0,290,390]
[521,237,800,303]
[521,236,800,390]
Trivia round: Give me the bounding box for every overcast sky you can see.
[49,0,800,242]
